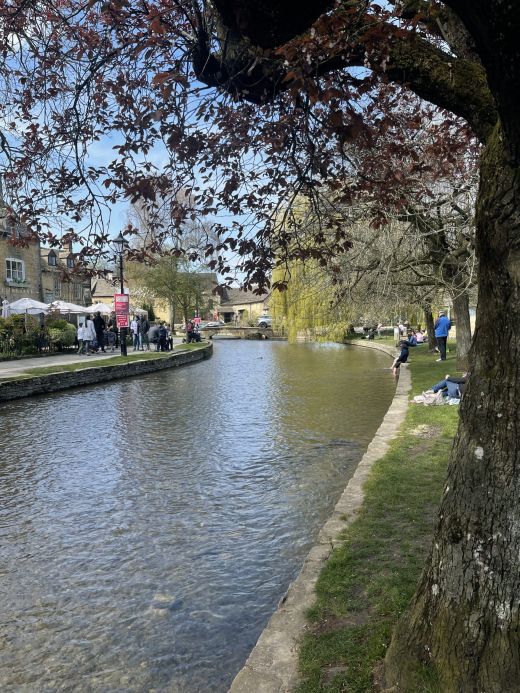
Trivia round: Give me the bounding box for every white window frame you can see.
[5,258,25,282]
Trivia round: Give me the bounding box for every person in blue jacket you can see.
[434,310,451,361]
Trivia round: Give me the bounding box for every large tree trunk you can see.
[384,124,520,690]
[423,304,436,351]
[451,289,472,371]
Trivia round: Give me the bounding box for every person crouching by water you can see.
[391,340,410,376]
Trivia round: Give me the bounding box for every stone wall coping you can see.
[229,340,410,692]
[0,343,212,402]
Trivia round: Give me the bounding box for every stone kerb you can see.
[229,340,411,693]
[0,343,212,402]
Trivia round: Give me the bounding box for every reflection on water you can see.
[0,341,394,691]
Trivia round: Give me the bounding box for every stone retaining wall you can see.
[230,340,410,692]
[0,343,212,402]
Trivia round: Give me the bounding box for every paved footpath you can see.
[0,342,183,377]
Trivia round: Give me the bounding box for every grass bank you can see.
[0,343,205,382]
[297,342,460,692]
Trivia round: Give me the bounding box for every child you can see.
[77,322,85,354]
[105,327,116,352]
[391,340,409,376]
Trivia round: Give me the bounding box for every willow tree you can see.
[1,1,520,688]
[270,261,354,342]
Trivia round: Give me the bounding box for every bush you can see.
[46,317,69,330]
[47,323,76,350]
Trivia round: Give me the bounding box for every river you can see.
[0,340,395,692]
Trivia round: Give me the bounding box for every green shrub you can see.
[47,324,76,349]
[46,317,69,329]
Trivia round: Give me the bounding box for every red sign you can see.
[116,314,129,328]
[114,293,129,315]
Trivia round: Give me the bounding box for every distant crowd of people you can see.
[75,312,210,355]
[76,312,117,355]
[76,312,178,355]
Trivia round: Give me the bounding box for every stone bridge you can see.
[199,326,275,340]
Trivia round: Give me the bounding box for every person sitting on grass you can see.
[391,340,410,376]
[425,372,469,399]
[406,330,418,347]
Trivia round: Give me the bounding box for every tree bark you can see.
[451,289,472,371]
[384,123,520,690]
[423,305,436,351]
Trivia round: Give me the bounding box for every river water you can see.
[0,340,394,692]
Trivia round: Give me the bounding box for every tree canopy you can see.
[2,1,520,689]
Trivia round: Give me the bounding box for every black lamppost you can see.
[113,232,129,356]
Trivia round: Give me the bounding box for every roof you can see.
[91,275,118,298]
[220,287,270,306]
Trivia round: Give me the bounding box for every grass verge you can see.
[0,343,206,382]
[297,342,460,692]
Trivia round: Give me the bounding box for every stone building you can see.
[217,287,270,324]
[40,247,91,305]
[0,216,43,304]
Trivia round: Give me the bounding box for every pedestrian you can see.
[130,315,139,350]
[77,321,86,354]
[138,314,150,351]
[158,322,168,351]
[105,327,116,352]
[84,315,96,354]
[148,322,160,350]
[93,311,106,352]
[434,310,451,362]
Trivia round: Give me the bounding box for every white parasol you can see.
[8,297,50,314]
[1,299,10,318]
[87,302,113,314]
[49,300,88,314]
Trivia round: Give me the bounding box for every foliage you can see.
[141,303,156,321]
[271,261,354,342]
[47,323,76,349]
[0,315,41,356]
[0,0,481,288]
[45,317,70,330]
[126,256,214,323]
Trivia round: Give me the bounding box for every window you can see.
[5,258,25,282]
[53,275,61,297]
[48,251,57,266]
[66,256,74,268]
[73,282,82,300]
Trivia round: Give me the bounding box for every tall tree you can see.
[1,1,520,687]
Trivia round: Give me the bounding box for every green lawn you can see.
[0,343,206,382]
[297,342,460,692]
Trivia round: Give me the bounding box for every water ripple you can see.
[0,341,394,691]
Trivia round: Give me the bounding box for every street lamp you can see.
[113,232,129,356]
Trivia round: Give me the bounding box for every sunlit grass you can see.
[297,342,460,692]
